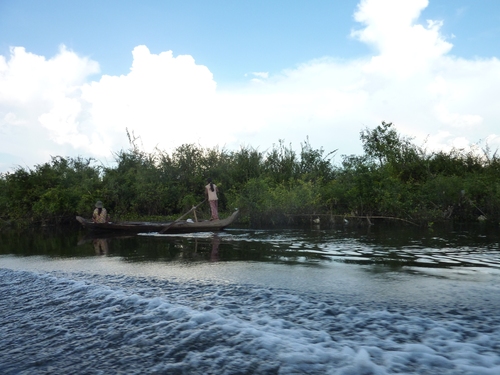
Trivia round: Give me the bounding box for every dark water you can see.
[1,223,499,374]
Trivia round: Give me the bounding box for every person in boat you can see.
[92,201,110,223]
[205,178,219,220]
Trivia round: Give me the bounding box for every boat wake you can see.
[1,268,499,374]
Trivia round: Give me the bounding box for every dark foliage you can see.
[1,122,499,228]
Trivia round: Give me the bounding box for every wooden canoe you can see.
[76,209,239,234]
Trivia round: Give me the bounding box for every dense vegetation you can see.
[1,122,499,228]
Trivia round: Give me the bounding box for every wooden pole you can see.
[159,199,206,234]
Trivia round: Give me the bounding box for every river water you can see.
[1,223,499,374]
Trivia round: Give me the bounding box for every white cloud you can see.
[0,46,100,170]
[1,0,500,173]
[80,45,223,153]
[250,72,270,83]
[352,0,452,78]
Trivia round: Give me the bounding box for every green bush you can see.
[1,123,499,227]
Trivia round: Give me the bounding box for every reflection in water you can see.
[93,238,109,255]
[211,235,221,262]
[179,235,222,262]
[0,223,499,270]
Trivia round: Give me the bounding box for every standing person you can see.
[92,201,110,223]
[205,178,219,220]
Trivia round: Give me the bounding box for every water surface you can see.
[1,223,499,374]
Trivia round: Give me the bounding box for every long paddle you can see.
[159,199,206,234]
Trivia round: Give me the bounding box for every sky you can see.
[1,0,500,173]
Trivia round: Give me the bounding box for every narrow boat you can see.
[76,209,239,234]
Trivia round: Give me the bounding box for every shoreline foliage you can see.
[1,122,499,228]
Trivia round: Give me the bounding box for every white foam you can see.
[2,249,500,374]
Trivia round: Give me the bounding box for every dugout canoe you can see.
[76,209,239,234]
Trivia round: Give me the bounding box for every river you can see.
[1,222,499,374]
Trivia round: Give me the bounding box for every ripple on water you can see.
[1,267,500,375]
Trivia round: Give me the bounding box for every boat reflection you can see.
[77,232,134,256]
[77,231,224,260]
[78,231,134,245]
[185,235,221,262]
